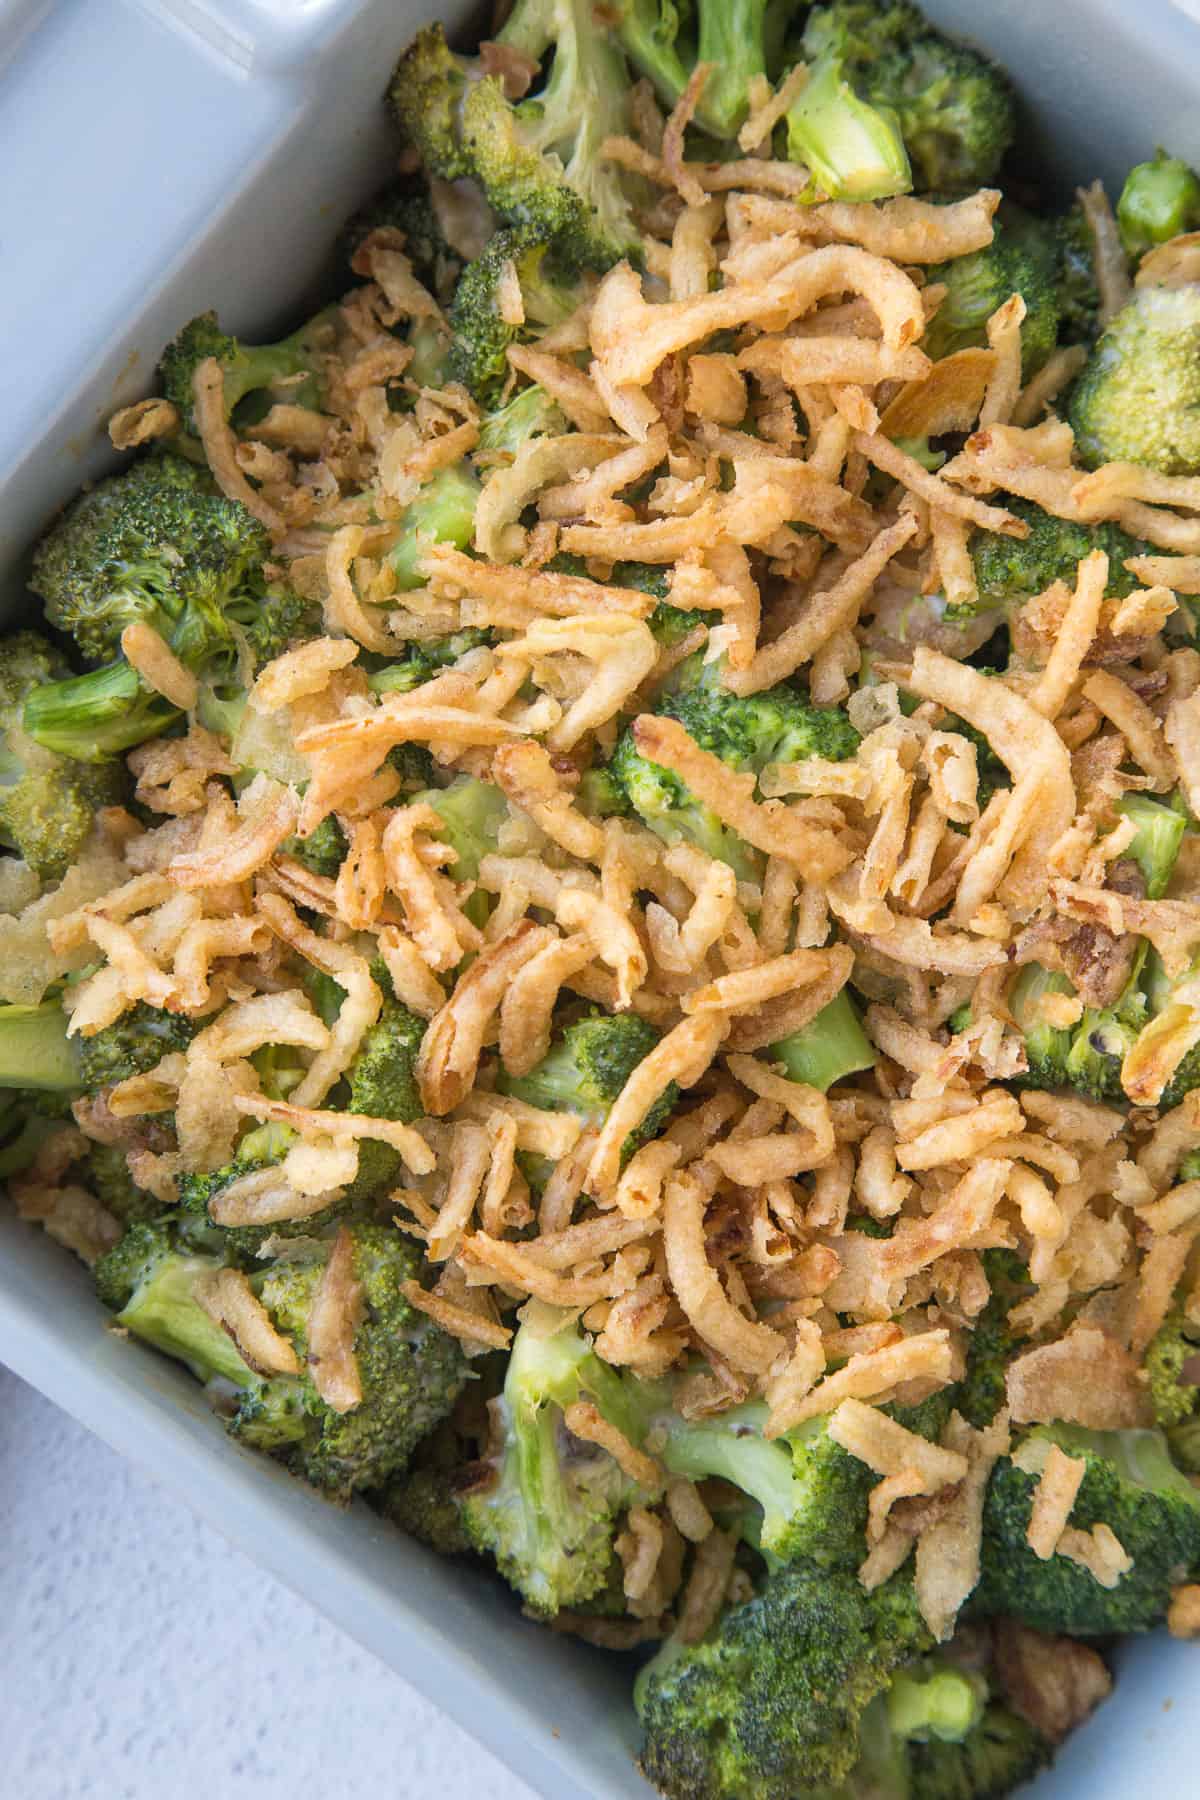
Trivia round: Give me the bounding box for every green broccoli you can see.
[0,1002,82,1093]
[446,226,589,403]
[1118,793,1188,899]
[476,383,566,457]
[957,1255,1030,1432]
[960,498,1150,623]
[388,15,638,270]
[0,632,126,880]
[785,8,913,202]
[371,631,496,698]
[767,989,877,1094]
[1123,946,1200,1110]
[97,1218,466,1500]
[614,0,792,143]
[386,463,483,588]
[1145,1313,1200,1432]
[410,775,509,880]
[1055,201,1104,348]
[279,813,347,878]
[84,1142,165,1225]
[229,1222,467,1499]
[458,1311,654,1612]
[636,1562,931,1798]
[978,1424,1200,1635]
[337,991,428,1209]
[1007,964,1077,1091]
[499,1013,679,1155]
[336,176,463,300]
[1117,151,1200,259]
[92,1219,260,1385]
[924,226,1060,381]
[611,655,860,879]
[76,1002,198,1093]
[902,1704,1052,1800]
[789,3,1014,200]
[176,1123,315,1267]
[158,307,336,435]
[21,659,179,762]
[1070,284,1200,473]
[460,1313,951,1613]
[375,1460,473,1556]
[25,455,283,759]
[651,1397,879,1571]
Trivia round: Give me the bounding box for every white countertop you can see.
[0,1364,538,1800]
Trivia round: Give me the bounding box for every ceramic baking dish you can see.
[2,2,1199,1792]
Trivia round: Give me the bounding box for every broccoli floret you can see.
[785,8,912,202]
[1102,945,1200,1110]
[177,1123,325,1267]
[1007,964,1077,1091]
[477,383,566,456]
[790,3,1013,200]
[924,226,1060,381]
[230,1222,467,1500]
[1055,201,1104,348]
[386,462,483,588]
[652,1398,878,1572]
[962,498,1150,623]
[372,631,496,699]
[636,1563,931,1798]
[279,813,347,878]
[447,226,587,403]
[612,657,859,879]
[0,631,127,880]
[410,775,509,880]
[904,1704,1052,1800]
[957,1256,1030,1432]
[158,307,335,435]
[388,16,638,269]
[500,1013,678,1154]
[99,1218,466,1500]
[376,1461,473,1555]
[21,659,178,762]
[0,1002,82,1093]
[1119,793,1188,899]
[1118,150,1200,259]
[615,0,790,143]
[458,1312,652,1612]
[239,581,321,668]
[978,1424,1200,1635]
[29,453,269,665]
[335,994,428,1211]
[93,1219,260,1386]
[76,1002,198,1093]
[85,1142,164,1225]
[26,455,279,758]
[767,989,877,1094]
[1145,1313,1200,1431]
[1071,284,1200,473]
[336,176,463,301]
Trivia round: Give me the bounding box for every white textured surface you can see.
[0,1364,538,1800]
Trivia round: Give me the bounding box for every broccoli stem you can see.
[693,0,775,139]
[887,1665,986,1745]
[1118,151,1200,258]
[117,1251,260,1388]
[0,1003,82,1092]
[786,49,912,202]
[23,661,180,761]
[768,989,876,1092]
[1118,793,1188,899]
[386,464,482,591]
